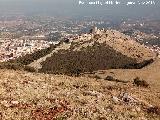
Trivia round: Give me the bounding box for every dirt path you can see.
[28,43,71,71]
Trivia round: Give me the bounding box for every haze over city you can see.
[0,0,160,18]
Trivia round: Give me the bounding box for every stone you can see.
[112,96,120,103]
[11,101,19,105]
[1,100,11,107]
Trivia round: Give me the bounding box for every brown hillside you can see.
[38,29,156,75]
[0,65,159,119]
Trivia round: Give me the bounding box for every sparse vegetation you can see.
[93,75,102,79]
[105,76,128,83]
[133,77,149,87]
[24,66,36,72]
[0,62,23,70]
[93,34,101,40]
[123,59,154,69]
[147,106,160,115]
[105,76,115,81]
[0,69,159,119]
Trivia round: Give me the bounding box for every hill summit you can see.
[27,27,156,75]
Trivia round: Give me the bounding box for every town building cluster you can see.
[0,37,57,62]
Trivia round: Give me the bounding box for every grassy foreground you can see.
[0,68,159,119]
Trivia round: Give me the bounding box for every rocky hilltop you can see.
[28,27,156,75]
[70,27,156,61]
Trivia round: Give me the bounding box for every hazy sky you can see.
[0,0,160,18]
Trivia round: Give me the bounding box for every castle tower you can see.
[92,26,98,33]
[90,26,98,34]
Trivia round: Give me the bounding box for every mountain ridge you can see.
[27,28,156,75]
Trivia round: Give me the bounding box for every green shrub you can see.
[105,76,115,81]
[0,62,23,70]
[147,106,160,115]
[24,66,36,72]
[133,77,149,87]
[93,75,102,79]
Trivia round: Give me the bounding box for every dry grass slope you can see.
[0,68,159,119]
